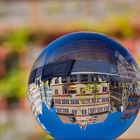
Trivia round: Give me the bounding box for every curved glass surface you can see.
[28,32,140,140]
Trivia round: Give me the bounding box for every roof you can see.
[28,59,118,84]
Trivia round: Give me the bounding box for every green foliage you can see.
[0,68,27,100]
[6,28,29,53]
[86,82,100,94]
[110,16,135,38]
[0,28,29,101]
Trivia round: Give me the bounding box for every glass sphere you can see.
[28,32,140,140]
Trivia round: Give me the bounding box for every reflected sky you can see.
[37,102,136,140]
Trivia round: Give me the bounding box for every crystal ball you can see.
[28,32,140,140]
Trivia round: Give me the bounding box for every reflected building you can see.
[121,93,140,120]
[109,50,140,118]
[52,73,111,128]
[41,81,53,110]
[28,81,43,117]
[28,76,53,118]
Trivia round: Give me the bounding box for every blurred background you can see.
[0,0,140,140]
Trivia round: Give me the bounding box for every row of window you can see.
[56,106,110,115]
[54,86,108,95]
[128,96,139,102]
[54,74,109,84]
[54,97,109,104]
[111,82,138,93]
[89,106,110,114]
[126,105,138,110]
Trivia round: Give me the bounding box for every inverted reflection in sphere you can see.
[28,32,140,140]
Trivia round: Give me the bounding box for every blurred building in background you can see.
[0,0,140,140]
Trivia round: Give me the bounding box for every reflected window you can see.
[72,110,77,115]
[63,109,69,113]
[81,99,86,104]
[55,99,61,104]
[89,108,95,114]
[100,75,107,81]
[82,110,87,115]
[80,74,88,82]
[63,87,67,94]
[71,99,79,104]
[103,86,108,93]
[91,75,98,82]
[55,78,59,84]
[96,108,102,113]
[57,108,62,113]
[70,75,77,82]
[85,99,90,104]
[55,89,58,95]
[62,77,67,83]
[62,100,69,104]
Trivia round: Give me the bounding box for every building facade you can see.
[28,82,43,118]
[28,76,53,118]
[121,93,140,120]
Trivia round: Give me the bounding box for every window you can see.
[80,99,85,104]
[96,108,102,113]
[89,108,95,114]
[80,74,88,82]
[72,110,77,115]
[70,75,77,82]
[63,109,69,113]
[106,97,109,102]
[55,78,59,84]
[71,100,74,104]
[91,75,98,82]
[104,106,109,112]
[62,100,69,104]
[57,108,62,113]
[102,97,109,102]
[85,99,90,104]
[55,89,58,95]
[62,77,67,83]
[96,98,100,103]
[71,99,79,104]
[55,99,61,104]
[103,86,108,93]
[92,98,96,103]
[100,75,106,81]
[82,110,87,115]
[63,86,67,94]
